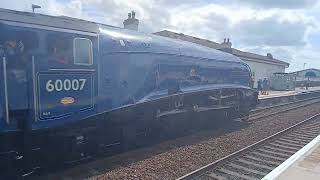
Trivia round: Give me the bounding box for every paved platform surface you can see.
[259,86,320,99]
[262,135,320,180]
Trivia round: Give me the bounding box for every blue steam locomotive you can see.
[0,8,258,177]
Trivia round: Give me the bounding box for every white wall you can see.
[244,60,286,87]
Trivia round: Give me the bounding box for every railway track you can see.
[177,113,320,180]
[249,96,320,121]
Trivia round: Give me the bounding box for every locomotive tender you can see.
[0,8,258,177]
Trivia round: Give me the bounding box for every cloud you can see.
[1,0,320,72]
[234,16,309,46]
[239,0,318,9]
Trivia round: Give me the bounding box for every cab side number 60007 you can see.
[46,79,86,92]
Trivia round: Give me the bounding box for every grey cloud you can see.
[84,0,204,33]
[238,0,318,9]
[234,17,308,46]
[191,13,231,41]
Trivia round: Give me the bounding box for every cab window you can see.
[0,24,39,68]
[47,33,73,64]
[74,38,93,65]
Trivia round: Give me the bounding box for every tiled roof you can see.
[154,30,289,67]
[231,48,289,66]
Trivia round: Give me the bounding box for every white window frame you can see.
[73,38,93,65]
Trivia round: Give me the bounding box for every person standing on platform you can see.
[266,79,270,95]
[250,77,254,88]
[306,78,310,90]
[262,78,268,95]
[257,79,262,95]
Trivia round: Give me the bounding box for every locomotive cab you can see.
[0,22,99,176]
[0,22,98,122]
[0,22,30,177]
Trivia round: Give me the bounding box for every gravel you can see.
[90,102,320,180]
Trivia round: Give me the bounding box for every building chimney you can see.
[221,37,232,48]
[267,53,273,59]
[132,11,135,19]
[123,11,139,31]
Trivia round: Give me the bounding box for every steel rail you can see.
[249,97,320,121]
[252,93,320,114]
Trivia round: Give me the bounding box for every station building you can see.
[153,30,290,87]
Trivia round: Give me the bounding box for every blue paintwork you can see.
[0,23,251,132]
[97,27,250,110]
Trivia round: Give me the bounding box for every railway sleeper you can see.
[216,167,258,180]
[226,163,267,177]
[255,149,290,160]
[236,158,274,171]
[277,138,309,146]
[250,152,286,162]
[269,141,304,150]
[243,155,280,167]
[261,146,296,155]
[263,144,299,154]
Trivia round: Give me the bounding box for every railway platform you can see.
[262,135,320,180]
[259,86,320,99]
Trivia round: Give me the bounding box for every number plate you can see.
[37,73,94,120]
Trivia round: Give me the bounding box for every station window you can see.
[74,38,93,65]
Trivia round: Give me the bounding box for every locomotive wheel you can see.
[240,110,250,122]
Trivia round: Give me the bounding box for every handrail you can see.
[2,57,9,124]
[32,56,38,122]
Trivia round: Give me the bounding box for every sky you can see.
[1,0,320,72]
